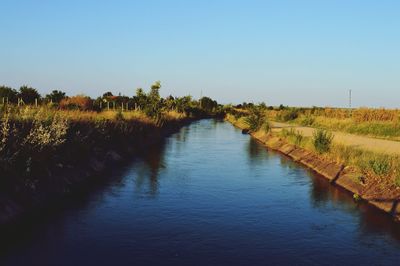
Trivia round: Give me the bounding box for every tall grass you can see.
[280,128,306,147]
[312,129,334,154]
[268,107,400,140]
[278,127,400,187]
[0,106,189,184]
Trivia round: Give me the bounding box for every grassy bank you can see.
[0,106,200,224]
[0,81,225,225]
[269,107,400,141]
[226,113,400,220]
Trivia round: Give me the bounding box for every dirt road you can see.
[272,122,400,156]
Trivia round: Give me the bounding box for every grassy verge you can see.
[265,107,400,141]
[286,115,400,141]
[278,127,400,192]
[227,113,400,199]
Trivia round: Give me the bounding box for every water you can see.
[1,120,400,265]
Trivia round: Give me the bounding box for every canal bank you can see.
[226,116,400,222]
[0,116,198,227]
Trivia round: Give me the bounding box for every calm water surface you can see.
[1,120,400,265]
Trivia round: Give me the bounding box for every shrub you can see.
[294,131,304,146]
[244,114,264,132]
[23,113,68,152]
[60,95,93,111]
[313,129,334,154]
[277,109,299,122]
[0,108,10,154]
[300,115,315,126]
[281,128,303,146]
[244,107,267,132]
[262,121,271,133]
[368,157,391,176]
[115,110,124,121]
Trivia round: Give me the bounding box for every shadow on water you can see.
[242,125,400,246]
[0,132,172,257]
[246,138,272,165]
[273,148,400,243]
[242,125,400,244]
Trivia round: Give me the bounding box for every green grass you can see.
[288,115,400,141]
[278,127,400,186]
[312,129,334,154]
[280,128,306,147]
[368,157,391,176]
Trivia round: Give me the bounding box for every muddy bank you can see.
[0,117,196,227]
[229,119,400,221]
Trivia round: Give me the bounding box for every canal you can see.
[1,119,400,265]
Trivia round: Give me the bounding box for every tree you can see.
[144,81,163,118]
[134,88,148,110]
[149,81,161,103]
[175,96,192,113]
[0,86,18,103]
[102,92,113,97]
[164,95,176,111]
[45,90,66,104]
[18,85,41,104]
[200,97,218,112]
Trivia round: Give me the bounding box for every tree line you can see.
[0,81,221,118]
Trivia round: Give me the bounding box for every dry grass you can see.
[277,128,400,188]
[225,114,249,129]
[2,106,160,124]
[268,107,400,140]
[164,110,187,121]
[0,105,189,184]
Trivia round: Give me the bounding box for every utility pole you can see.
[349,89,352,109]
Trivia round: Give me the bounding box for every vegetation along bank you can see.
[226,104,400,221]
[0,82,223,226]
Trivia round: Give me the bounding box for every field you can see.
[269,107,400,141]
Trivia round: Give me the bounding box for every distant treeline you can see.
[0,81,222,118]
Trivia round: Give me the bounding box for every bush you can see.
[60,95,93,111]
[244,107,267,132]
[0,108,10,154]
[368,157,391,176]
[277,109,299,122]
[115,110,124,121]
[244,114,264,132]
[313,129,334,154]
[281,128,303,146]
[300,115,315,126]
[294,131,304,146]
[262,121,271,133]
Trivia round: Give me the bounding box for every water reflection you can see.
[306,163,400,244]
[246,138,271,164]
[133,141,167,197]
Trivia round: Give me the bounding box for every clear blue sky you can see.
[1,0,399,107]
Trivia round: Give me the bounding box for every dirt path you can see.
[271,122,400,156]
